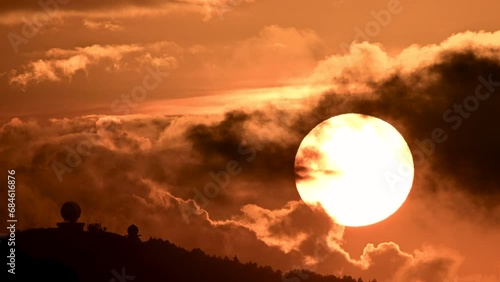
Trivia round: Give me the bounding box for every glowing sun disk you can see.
[294,113,414,227]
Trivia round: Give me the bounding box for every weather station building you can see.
[57,201,85,232]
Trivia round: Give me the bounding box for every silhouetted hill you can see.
[2,228,373,282]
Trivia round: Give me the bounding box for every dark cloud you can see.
[350,51,500,208]
[181,110,301,212]
[294,147,323,182]
[179,48,500,220]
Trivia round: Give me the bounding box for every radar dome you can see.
[61,201,81,222]
[127,224,139,236]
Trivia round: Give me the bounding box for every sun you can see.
[294,113,414,227]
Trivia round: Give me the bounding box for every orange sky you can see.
[1,1,500,281]
[1,0,500,120]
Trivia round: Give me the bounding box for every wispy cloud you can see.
[83,19,123,31]
[0,0,256,25]
[8,42,178,87]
